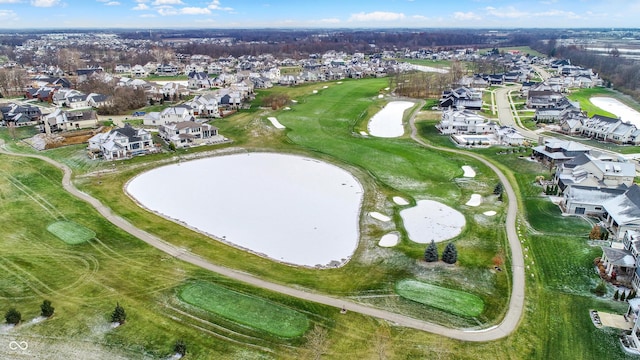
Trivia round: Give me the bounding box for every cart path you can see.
[0,118,524,341]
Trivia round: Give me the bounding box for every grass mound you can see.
[47,221,96,244]
[179,281,309,338]
[395,279,484,317]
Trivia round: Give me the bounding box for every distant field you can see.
[395,279,485,317]
[478,46,545,57]
[47,221,96,245]
[179,281,309,338]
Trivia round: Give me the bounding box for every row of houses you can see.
[436,107,525,146]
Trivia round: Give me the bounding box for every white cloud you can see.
[349,11,405,22]
[0,0,21,3]
[31,0,60,6]
[412,15,429,20]
[0,9,18,19]
[152,0,181,5]
[453,11,481,21]
[180,7,210,15]
[132,3,148,10]
[484,6,525,19]
[208,0,232,11]
[105,1,120,5]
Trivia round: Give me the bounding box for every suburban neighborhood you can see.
[0,23,640,359]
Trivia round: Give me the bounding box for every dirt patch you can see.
[24,127,109,151]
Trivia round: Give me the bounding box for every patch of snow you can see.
[367,101,414,138]
[483,211,497,216]
[0,324,15,334]
[393,196,409,206]
[465,194,482,207]
[369,212,391,222]
[462,165,476,178]
[400,200,465,243]
[360,131,368,136]
[291,99,298,103]
[283,107,291,111]
[384,87,390,91]
[267,117,286,129]
[378,94,384,99]
[378,233,399,247]
[337,81,343,84]
[323,85,328,89]
[312,90,318,94]
[590,97,640,127]
[29,316,47,324]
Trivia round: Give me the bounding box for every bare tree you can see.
[301,326,330,360]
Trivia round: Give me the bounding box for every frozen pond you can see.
[400,200,465,243]
[367,101,414,138]
[127,153,364,267]
[590,97,640,127]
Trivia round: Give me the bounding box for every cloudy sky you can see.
[0,0,638,29]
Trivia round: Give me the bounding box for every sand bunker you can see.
[367,101,414,138]
[369,212,391,222]
[393,196,409,206]
[462,166,476,178]
[483,211,497,216]
[378,233,399,247]
[400,200,465,243]
[267,117,285,129]
[466,194,482,207]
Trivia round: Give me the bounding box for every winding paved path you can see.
[0,106,525,341]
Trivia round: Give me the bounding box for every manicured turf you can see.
[179,281,309,338]
[395,279,485,317]
[47,221,96,244]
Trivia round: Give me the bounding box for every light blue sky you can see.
[0,0,638,29]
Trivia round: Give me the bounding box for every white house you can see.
[159,121,220,148]
[437,108,496,135]
[87,124,155,160]
[143,106,195,126]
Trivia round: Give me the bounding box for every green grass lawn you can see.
[47,221,96,244]
[395,279,485,317]
[566,87,640,118]
[179,281,309,338]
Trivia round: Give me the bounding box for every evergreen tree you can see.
[621,292,627,302]
[111,303,126,324]
[424,240,438,262]
[174,339,187,356]
[493,183,503,195]
[614,289,620,300]
[442,243,458,264]
[40,299,54,318]
[628,290,636,300]
[5,308,21,325]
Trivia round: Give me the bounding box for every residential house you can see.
[437,108,495,135]
[44,109,99,131]
[531,140,591,167]
[555,153,635,194]
[561,185,626,215]
[185,94,220,119]
[439,87,482,110]
[159,121,220,148]
[495,126,525,146]
[143,106,195,126]
[188,71,213,89]
[0,103,42,127]
[601,185,640,240]
[87,124,155,160]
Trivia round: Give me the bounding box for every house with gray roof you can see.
[532,140,590,167]
[87,124,155,160]
[555,153,636,194]
[602,185,640,240]
[159,121,222,149]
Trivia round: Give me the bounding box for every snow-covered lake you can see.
[367,101,414,138]
[590,97,640,127]
[126,153,364,267]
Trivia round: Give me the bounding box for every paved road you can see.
[0,107,525,341]
[495,86,539,140]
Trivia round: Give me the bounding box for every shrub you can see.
[5,308,21,325]
[40,300,54,318]
[424,240,438,262]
